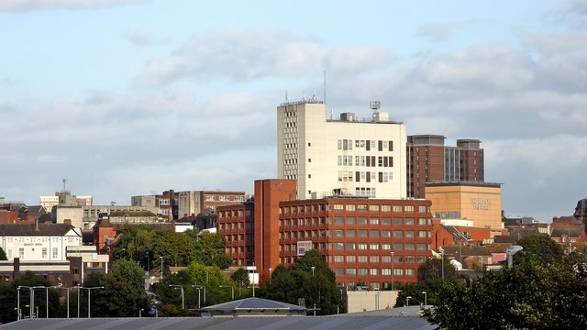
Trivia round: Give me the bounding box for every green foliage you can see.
[0,247,6,260]
[231,268,250,287]
[113,227,231,270]
[426,254,587,329]
[87,259,150,317]
[515,234,564,265]
[417,257,458,284]
[258,250,341,315]
[0,272,60,323]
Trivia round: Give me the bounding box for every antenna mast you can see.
[62,178,66,192]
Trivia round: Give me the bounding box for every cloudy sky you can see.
[1,0,586,220]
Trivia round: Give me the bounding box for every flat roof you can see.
[425,181,502,188]
[2,315,434,330]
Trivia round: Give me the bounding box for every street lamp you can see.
[439,247,445,281]
[507,245,524,268]
[160,257,164,280]
[82,286,104,318]
[311,266,316,277]
[406,296,412,307]
[422,291,427,306]
[268,267,272,284]
[16,286,34,320]
[219,285,234,300]
[192,285,204,309]
[390,251,395,290]
[169,285,185,309]
[139,308,144,318]
[74,285,81,318]
[31,286,45,318]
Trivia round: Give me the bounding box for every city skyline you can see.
[1,0,586,221]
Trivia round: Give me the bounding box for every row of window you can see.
[281,204,427,214]
[337,171,394,183]
[6,247,59,259]
[279,242,431,252]
[335,268,414,276]
[337,155,394,168]
[280,217,431,227]
[218,222,254,231]
[223,234,254,242]
[279,229,431,240]
[332,255,427,263]
[337,139,394,152]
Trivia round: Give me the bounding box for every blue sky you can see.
[1,0,586,220]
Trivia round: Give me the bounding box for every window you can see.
[334,217,344,224]
[42,248,47,259]
[393,243,403,250]
[370,230,380,238]
[382,269,392,275]
[19,248,24,259]
[337,139,342,150]
[382,256,391,263]
[358,217,368,225]
[404,205,415,212]
[382,218,391,225]
[346,230,355,237]
[370,256,380,263]
[381,205,391,212]
[52,248,58,259]
[405,269,415,276]
[392,205,402,212]
[333,204,344,210]
[404,231,414,238]
[369,218,379,225]
[405,218,415,225]
[334,256,344,262]
[334,230,344,237]
[358,230,368,237]
[405,243,415,251]
[335,268,344,275]
[345,243,356,250]
[358,268,368,275]
[346,217,355,225]
[392,230,403,238]
[369,205,380,212]
[419,218,427,225]
[393,269,403,276]
[418,206,427,213]
[358,243,368,250]
[334,243,344,250]
[346,204,356,211]
[357,204,368,211]
[419,231,428,238]
[358,256,368,262]
[346,256,356,262]
[382,231,391,238]
[370,268,378,276]
[393,218,403,225]
[346,268,356,275]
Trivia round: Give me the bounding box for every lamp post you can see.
[390,251,395,290]
[75,285,80,318]
[311,266,315,277]
[422,291,427,307]
[18,286,34,319]
[83,286,104,318]
[219,285,234,300]
[31,286,45,318]
[192,285,204,309]
[169,285,185,309]
[406,296,412,307]
[139,308,144,318]
[160,257,164,280]
[268,267,272,284]
[439,247,445,281]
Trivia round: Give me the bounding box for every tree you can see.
[193,231,232,269]
[231,268,250,296]
[0,247,6,260]
[259,250,341,315]
[516,234,564,265]
[89,259,150,317]
[426,255,587,329]
[154,231,197,267]
[417,257,458,284]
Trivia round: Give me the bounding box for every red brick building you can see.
[431,221,493,249]
[218,179,434,289]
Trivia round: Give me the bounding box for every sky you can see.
[0,0,586,221]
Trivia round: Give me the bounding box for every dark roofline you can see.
[426,181,502,188]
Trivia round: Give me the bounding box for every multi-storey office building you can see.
[407,135,484,198]
[217,179,433,289]
[277,100,407,200]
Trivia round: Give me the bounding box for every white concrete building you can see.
[277,100,407,199]
[0,223,82,261]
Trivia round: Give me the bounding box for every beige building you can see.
[425,182,503,230]
[277,100,407,199]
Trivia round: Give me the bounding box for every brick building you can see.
[217,179,434,289]
[407,135,484,198]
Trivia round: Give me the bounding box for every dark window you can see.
[378,140,383,151]
[389,141,393,151]
[356,171,360,182]
[366,172,371,182]
[366,141,370,151]
[379,172,383,182]
[366,156,371,167]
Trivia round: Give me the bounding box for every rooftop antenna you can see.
[370,101,381,121]
[62,178,66,192]
[285,90,288,102]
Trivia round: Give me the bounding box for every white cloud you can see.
[0,0,148,11]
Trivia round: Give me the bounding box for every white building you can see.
[40,192,93,212]
[0,223,82,261]
[277,100,407,199]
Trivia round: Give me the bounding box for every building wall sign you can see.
[471,199,490,210]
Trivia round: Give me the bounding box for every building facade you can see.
[407,135,484,198]
[425,182,502,231]
[0,223,82,261]
[40,191,93,212]
[218,179,433,289]
[277,100,407,200]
